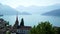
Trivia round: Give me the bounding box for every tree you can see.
[30,26,37,34]
[6,30,11,34]
[57,27,60,34]
[29,21,56,34]
[0,18,11,34]
[20,18,24,26]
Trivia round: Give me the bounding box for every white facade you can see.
[17,29,29,34]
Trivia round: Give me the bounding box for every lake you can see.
[0,15,60,27]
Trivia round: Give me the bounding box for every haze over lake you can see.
[1,15,60,27]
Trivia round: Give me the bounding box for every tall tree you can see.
[20,18,24,26]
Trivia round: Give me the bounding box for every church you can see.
[11,15,31,34]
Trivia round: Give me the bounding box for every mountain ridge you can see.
[16,4,60,14]
[0,3,31,15]
[42,9,60,16]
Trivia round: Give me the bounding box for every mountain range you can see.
[16,4,60,15]
[0,3,60,16]
[42,9,60,16]
[0,3,31,15]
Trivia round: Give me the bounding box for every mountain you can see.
[16,4,60,14]
[42,9,60,16]
[20,12,31,15]
[0,3,31,15]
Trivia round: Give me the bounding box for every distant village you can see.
[0,15,31,34]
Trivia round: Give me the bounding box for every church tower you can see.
[13,13,19,28]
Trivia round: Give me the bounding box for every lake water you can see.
[0,15,60,27]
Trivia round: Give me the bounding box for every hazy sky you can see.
[0,0,60,8]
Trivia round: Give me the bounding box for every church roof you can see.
[17,26,31,30]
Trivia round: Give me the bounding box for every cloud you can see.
[0,0,60,8]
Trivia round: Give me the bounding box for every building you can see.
[0,18,9,34]
[0,15,31,34]
[17,26,31,34]
[11,16,31,34]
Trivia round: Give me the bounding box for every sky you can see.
[0,0,60,8]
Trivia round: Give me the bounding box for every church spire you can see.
[13,12,19,28]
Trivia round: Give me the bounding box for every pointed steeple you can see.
[20,18,24,26]
[13,12,19,28]
[15,15,19,25]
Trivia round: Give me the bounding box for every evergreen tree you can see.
[20,18,24,26]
